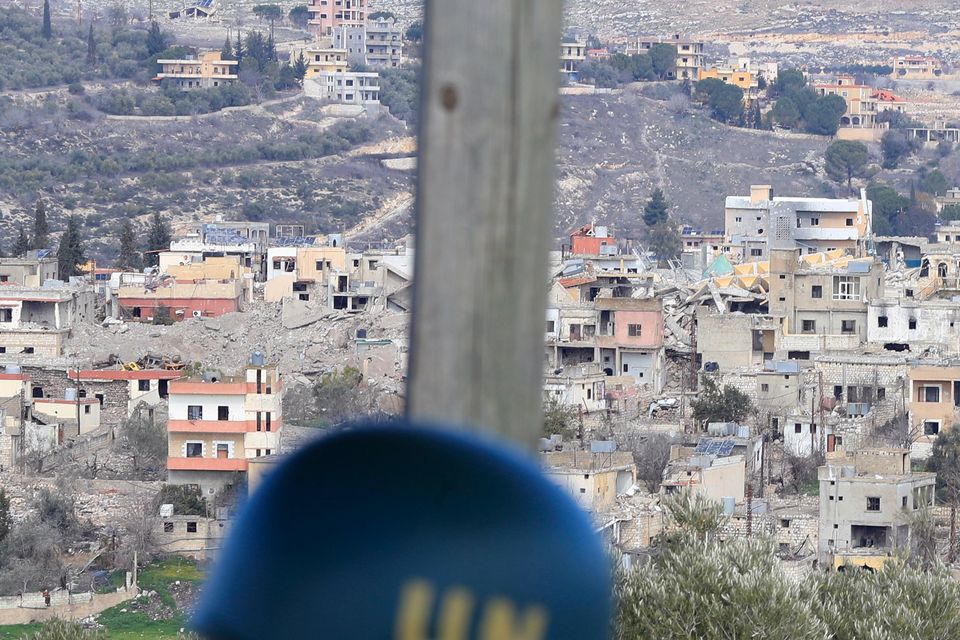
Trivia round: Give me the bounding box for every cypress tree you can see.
[86,24,97,65]
[146,21,167,56]
[12,228,30,257]
[117,219,142,271]
[145,211,171,267]
[41,0,52,39]
[643,188,669,227]
[221,33,234,61]
[32,199,49,250]
[57,215,86,279]
[234,30,245,65]
[0,489,9,544]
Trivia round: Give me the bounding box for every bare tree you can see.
[116,495,161,569]
[123,403,168,478]
[617,431,673,492]
[781,451,824,495]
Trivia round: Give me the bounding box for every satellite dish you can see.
[193,423,610,639]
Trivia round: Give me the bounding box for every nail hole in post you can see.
[441,85,458,111]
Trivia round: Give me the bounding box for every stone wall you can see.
[0,587,135,625]
[21,366,130,426]
[0,330,65,357]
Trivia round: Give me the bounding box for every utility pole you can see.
[406,0,563,448]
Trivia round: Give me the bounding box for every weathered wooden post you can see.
[406,0,564,449]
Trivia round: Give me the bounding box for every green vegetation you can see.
[866,183,909,235]
[616,492,960,639]
[881,130,921,168]
[642,188,669,226]
[922,169,948,196]
[57,214,86,278]
[767,67,846,135]
[694,77,744,124]
[642,188,680,263]
[378,67,419,126]
[288,5,310,29]
[542,398,579,440]
[0,7,152,89]
[90,83,253,116]
[942,204,960,221]
[575,45,675,88]
[690,375,753,427]
[94,558,203,639]
[824,140,869,192]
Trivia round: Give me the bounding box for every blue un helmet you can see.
[193,422,611,639]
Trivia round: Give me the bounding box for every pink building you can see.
[307,0,366,35]
[596,297,665,388]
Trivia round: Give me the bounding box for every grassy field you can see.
[0,558,204,639]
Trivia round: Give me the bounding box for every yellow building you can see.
[294,43,349,79]
[155,51,238,90]
[698,66,755,91]
[813,76,878,128]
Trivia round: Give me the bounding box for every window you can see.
[23,347,34,354]
[163,522,174,533]
[846,218,853,226]
[138,380,151,391]
[810,285,822,299]
[216,443,229,458]
[877,388,886,401]
[186,442,203,457]
[735,217,742,223]
[187,522,198,533]
[750,248,763,257]
[866,497,881,512]
[801,320,816,333]
[187,405,203,420]
[781,519,791,528]
[902,496,908,508]
[218,406,229,421]
[761,383,769,392]
[266,413,272,432]
[841,320,856,334]
[546,320,555,333]
[84,405,91,414]
[0,309,11,323]
[622,363,629,373]
[921,385,941,403]
[628,324,642,337]
[877,316,888,327]
[833,276,861,301]
[810,217,820,226]
[909,318,917,330]
[794,423,802,433]
[924,421,940,436]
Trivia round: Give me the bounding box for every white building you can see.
[304,71,380,105]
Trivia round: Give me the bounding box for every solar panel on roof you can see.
[694,438,736,457]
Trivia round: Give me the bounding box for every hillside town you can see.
[3,0,960,635]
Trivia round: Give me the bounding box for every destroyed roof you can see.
[725,195,861,212]
[271,236,318,248]
[542,450,634,472]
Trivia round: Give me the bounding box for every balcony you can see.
[168,457,248,472]
[168,419,247,433]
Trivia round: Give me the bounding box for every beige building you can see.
[0,252,58,287]
[543,450,636,513]
[635,35,705,80]
[560,40,586,78]
[33,396,100,436]
[890,55,944,80]
[662,451,746,504]
[295,43,349,78]
[908,363,960,454]
[813,76,878,128]
[0,286,97,357]
[725,185,872,261]
[769,248,884,358]
[155,51,238,90]
[818,449,935,570]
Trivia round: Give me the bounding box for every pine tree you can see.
[57,215,86,279]
[145,211,171,267]
[0,489,10,544]
[267,31,276,61]
[234,30,245,65]
[294,51,307,83]
[643,188,669,227]
[12,228,29,257]
[146,21,167,57]
[221,33,234,61]
[32,199,49,250]
[86,24,97,65]
[116,219,142,271]
[910,181,917,204]
[41,0,52,39]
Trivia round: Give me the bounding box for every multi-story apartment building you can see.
[0,285,97,357]
[818,448,935,570]
[154,51,238,90]
[724,184,872,260]
[635,35,705,80]
[890,55,943,80]
[167,354,282,494]
[560,40,586,79]
[813,76,878,128]
[364,16,403,68]
[308,0,366,36]
[768,248,884,359]
[304,71,380,106]
[698,66,755,92]
[297,44,349,78]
